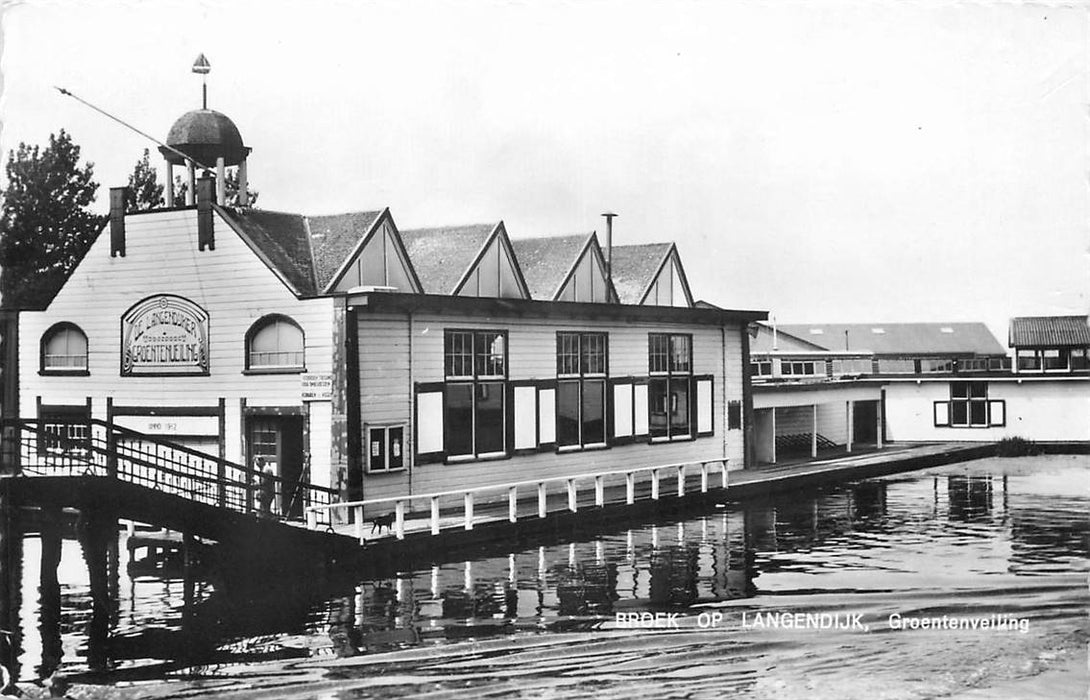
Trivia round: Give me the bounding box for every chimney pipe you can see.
[109,187,127,258]
[601,211,617,291]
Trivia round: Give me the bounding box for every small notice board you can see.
[301,373,333,401]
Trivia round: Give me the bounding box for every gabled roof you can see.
[609,243,673,305]
[400,223,498,294]
[511,233,594,300]
[775,322,1006,356]
[220,208,319,295]
[306,210,385,291]
[1009,315,1090,348]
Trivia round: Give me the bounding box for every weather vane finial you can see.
[192,53,211,109]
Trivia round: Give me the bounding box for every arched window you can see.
[40,323,89,373]
[245,315,305,372]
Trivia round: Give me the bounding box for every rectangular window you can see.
[38,407,91,456]
[727,400,742,430]
[556,332,608,448]
[781,361,818,376]
[1016,349,1041,372]
[366,425,405,472]
[648,334,693,440]
[750,361,772,377]
[950,381,990,428]
[443,330,508,460]
[921,359,954,373]
[1042,349,1069,372]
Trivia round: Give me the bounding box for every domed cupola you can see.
[159,54,252,207]
[163,109,249,168]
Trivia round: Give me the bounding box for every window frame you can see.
[39,322,89,376]
[364,423,407,474]
[244,314,306,374]
[937,381,1002,429]
[555,331,609,451]
[37,403,92,456]
[648,333,694,442]
[443,329,510,462]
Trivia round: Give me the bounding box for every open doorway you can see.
[247,415,305,518]
[852,400,879,446]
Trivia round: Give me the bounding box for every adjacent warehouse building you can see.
[748,317,1090,464]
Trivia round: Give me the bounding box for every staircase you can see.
[775,432,839,454]
[1,419,347,548]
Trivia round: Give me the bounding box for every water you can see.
[3,454,1087,698]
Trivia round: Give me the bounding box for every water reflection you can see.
[1,455,1087,685]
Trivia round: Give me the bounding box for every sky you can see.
[0,0,1087,342]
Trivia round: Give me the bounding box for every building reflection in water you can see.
[947,475,995,521]
[9,460,1086,677]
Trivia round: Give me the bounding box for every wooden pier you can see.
[308,441,1001,564]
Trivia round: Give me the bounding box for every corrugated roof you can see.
[750,324,829,353]
[1009,315,1090,347]
[775,322,1006,355]
[609,243,672,305]
[400,224,497,294]
[306,210,384,291]
[510,233,590,300]
[222,208,318,295]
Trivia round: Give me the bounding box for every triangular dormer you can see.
[453,222,530,299]
[640,244,693,308]
[320,209,423,294]
[555,233,618,303]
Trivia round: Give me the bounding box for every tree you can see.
[125,148,164,211]
[0,130,105,309]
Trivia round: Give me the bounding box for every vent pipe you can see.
[601,211,617,288]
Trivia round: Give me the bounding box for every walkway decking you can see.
[329,442,994,545]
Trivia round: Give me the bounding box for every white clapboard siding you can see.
[355,311,746,497]
[19,209,334,468]
[722,324,745,468]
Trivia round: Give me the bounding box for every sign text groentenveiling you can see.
[121,295,210,376]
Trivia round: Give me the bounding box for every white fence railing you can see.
[306,458,729,543]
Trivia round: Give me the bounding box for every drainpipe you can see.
[408,310,414,499]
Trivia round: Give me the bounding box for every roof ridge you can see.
[400,221,500,233]
[300,215,319,293]
[306,208,385,220]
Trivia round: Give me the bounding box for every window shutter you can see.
[613,383,633,438]
[513,385,537,449]
[933,401,950,427]
[988,400,1005,427]
[416,390,444,457]
[633,383,650,436]
[538,388,556,445]
[696,377,713,435]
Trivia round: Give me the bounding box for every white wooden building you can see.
[16,104,765,501]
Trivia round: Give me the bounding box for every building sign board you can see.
[121,295,209,376]
[113,415,220,436]
[301,372,333,401]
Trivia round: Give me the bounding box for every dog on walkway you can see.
[369,512,395,535]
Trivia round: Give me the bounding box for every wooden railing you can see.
[306,458,729,542]
[4,419,337,524]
